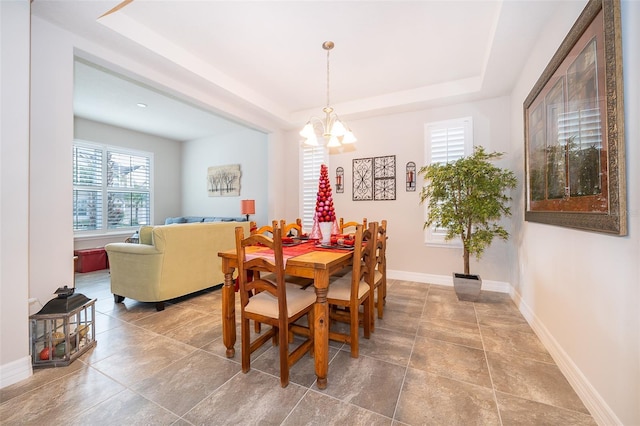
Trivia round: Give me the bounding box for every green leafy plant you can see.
[419,146,517,275]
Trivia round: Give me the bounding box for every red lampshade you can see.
[241,199,255,215]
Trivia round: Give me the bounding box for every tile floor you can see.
[1,270,596,425]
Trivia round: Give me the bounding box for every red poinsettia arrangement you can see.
[315,164,335,223]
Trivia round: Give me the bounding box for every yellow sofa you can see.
[105,221,249,310]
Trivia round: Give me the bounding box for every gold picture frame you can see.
[523,0,626,235]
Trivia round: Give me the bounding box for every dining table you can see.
[218,239,354,389]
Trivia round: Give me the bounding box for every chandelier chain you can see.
[326,47,331,108]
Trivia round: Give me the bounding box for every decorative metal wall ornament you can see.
[374,155,396,200]
[335,167,344,193]
[352,158,373,201]
[352,155,396,201]
[406,161,416,191]
[207,164,241,196]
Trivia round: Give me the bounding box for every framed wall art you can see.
[523,0,626,235]
[207,164,241,197]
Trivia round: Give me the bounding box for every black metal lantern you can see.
[30,286,96,367]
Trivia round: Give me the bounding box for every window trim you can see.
[73,140,154,236]
[423,117,473,247]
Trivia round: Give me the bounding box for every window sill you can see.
[74,231,133,241]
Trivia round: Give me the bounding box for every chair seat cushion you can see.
[374,269,383,285]
[260,273,313,288]
[245,283,316,318]
[325,277,370,301]
[331,269,382,286]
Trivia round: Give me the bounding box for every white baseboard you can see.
[0,356,32,389]
[387,270,510,293]
[511,290,621,426]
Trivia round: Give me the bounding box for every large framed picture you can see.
[523,0,626,235]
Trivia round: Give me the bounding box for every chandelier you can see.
[300,41,357,147]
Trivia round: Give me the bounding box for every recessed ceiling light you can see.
[136,103,147,108]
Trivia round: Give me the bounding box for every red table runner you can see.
[235,241,352,291]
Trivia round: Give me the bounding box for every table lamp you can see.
[241,199,255,221]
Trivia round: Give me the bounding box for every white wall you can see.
[29,17,76,311]
[181,128,269,226]
[0,0,32,387]
[74,117,183,249]
[284,96,514,290]
[509,1,639,425]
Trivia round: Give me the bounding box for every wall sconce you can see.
[240,199,255,221]
[335,167,344,193]
[406,162,416,192]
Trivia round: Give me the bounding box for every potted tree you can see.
[419,146,517,301]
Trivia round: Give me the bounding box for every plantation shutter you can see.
[106,150,151,229]
[424,117,473,243]
[300,145,328,232]
[73,141,152,232]
[73,145,103,231]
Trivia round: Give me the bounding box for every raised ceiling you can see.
[32,1,562,141]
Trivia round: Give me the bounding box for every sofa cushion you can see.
[165,216,248,224]
[185,216,205,223]
[165,217,187,224]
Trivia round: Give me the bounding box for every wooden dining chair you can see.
[323,222,378,358]
[235,226,316,387]
[251,220,278,236]
[253,219,312,290]
[371,219,388,330]
[280,218,303,237]
[339,217,367,234]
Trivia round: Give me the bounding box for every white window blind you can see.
[73,141,152,233]
[300,145,328,232]
[424,117,473,244]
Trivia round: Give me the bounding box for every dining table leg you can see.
[313,269,330,389]
[221,261,237,358]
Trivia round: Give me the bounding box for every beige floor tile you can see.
[417,316,483,349]
[355,326,415,366]
[183,369,307,425]
[422,299,478,324]
[480,325,554,363]
[162,314,223,348]
[250,338,337,388]
[395,367,500,426]
[0,367,124,424]
[67,389,180,425]
[131,303,212,335]
[283,390,392,425]
[487,352,590,414]
[320,350,406,418]
[410,335,492,388]
[131,350,240,416]
[496,391,597,425]
[0,360,85,403]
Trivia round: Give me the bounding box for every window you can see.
[73,141,152,233]
[424,117,473,244]
[300,145,328,232]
